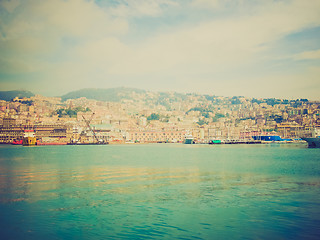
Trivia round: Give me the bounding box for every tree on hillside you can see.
[147,113,160,120]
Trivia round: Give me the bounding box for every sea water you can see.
[0,143,320,239]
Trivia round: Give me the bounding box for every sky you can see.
[0,0,320,100]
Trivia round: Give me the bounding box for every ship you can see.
[184,135,195,144]
[252,135,283,141]
[209,139,222,144]
[67,141,108,145]
[302,137,320,148]
[36,142,67,146]
[302,128,320,148]
[12,139,23,145]
[22,129,36,146]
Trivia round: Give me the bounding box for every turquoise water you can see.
[0,143,320,239]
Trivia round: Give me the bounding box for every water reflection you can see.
[2,164,320,207]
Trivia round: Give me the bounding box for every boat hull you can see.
[23,137,36,146]
[36,142,67,146]
[184,138,194,144]
[67,142,108,145]
[12,139,23,145]
[302,138,320,148]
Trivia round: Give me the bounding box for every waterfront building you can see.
[2,117,17,127]
[0,124,24,143]
[276,122,304,138]
[127,130,186,143]
[35,124,73,141]
[0,122,72,143]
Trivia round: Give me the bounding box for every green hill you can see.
[0,90,34,101]
[61,87,146,102]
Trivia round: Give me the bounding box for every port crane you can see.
[82,113,101,144]
[76,113,94,142]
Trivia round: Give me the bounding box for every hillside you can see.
[0,90,34,101]
[61,87,146,102]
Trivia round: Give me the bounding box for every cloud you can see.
[293,49,320,60]
[241,66,320,100]
[0,0,128,74]
[0,0,320,99]
[0,57,35,74]
[1,0,128,40]
[91,0,320,77]
[108,0,179,17]
[191,0,220,9]
[0,0,20,13]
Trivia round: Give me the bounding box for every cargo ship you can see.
[302,137,320,148]
[301,128,320,148]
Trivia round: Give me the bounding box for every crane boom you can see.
[82,113,99,143]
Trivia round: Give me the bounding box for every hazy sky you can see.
[0,0,320,99]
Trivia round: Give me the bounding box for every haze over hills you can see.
[0,88,146,102]
[60,87,191,105]
[60,87,147,102]
[0,88,313,105]
[0,90,35,101]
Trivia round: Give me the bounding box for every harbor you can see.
[1,94,319,149]
[1,143,319,239]
[0,0,320,239]
[1,117,314,147]
[1,115,318,147]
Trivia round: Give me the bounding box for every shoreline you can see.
[1,140,308,146]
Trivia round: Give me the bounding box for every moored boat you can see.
[184,135,195,144]
[22,130,36,146]
[12,139,23,145]
[36,142,67,146]
[67,142,108,145]
[301,128,320,148]
[302,137,320,148]
[252,135,283,141]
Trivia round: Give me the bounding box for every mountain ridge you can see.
[60,87,147,102]
[0,90,35,101]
